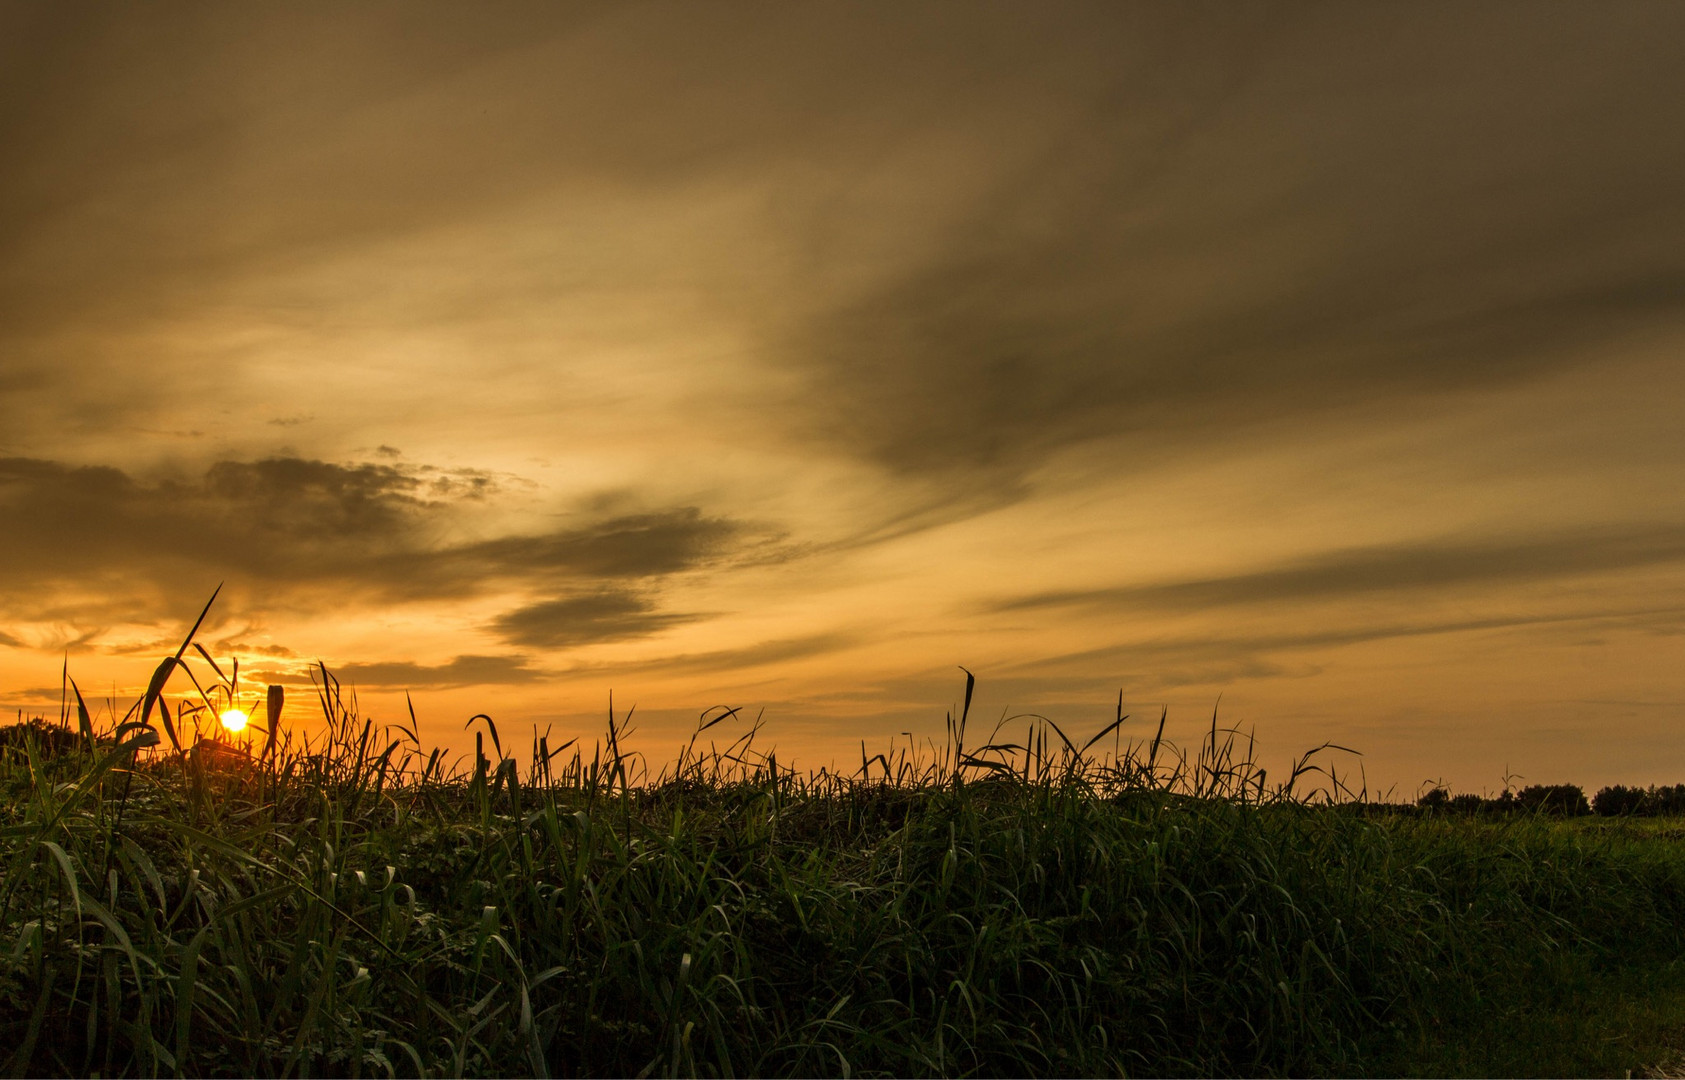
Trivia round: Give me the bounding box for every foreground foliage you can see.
[4,631,1685,1076]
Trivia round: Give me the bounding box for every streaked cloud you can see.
[490,589,699,649]
[559,632,861,678]
[434,510,745,586]
[0,455,753,643]
[333,653,541,689]
[1014,605,1685,684]
[992,526,1685,615]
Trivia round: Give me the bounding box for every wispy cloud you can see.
[332,653,541,689]
[991,526,1685,615]
[768,8,1685,490]
[557,631,860,678]
[1010,605,1685,690]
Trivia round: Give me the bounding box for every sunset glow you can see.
[2,4,1684,793]
[219,709,249,734]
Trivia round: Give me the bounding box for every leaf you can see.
[959,755,1015,776]
[1080,700,1132,756]
[68,676,95,754]
[140,656,177,730]
[40,841,81,919]
[191,643,228,684]
[140,585,222,731]
[1042,715,1077,756]
[263,685,284,761]
[175,925,211,1067]
[466,713,502,760]
[173,584,223,662]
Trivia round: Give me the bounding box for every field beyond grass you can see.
[5,647,1685,1076]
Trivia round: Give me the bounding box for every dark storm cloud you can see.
[333,653,540,689]
[489,590,700,649]
[0,455,747,618]
[993,525,1685,615]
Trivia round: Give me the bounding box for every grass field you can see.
[5,629,1685,1077]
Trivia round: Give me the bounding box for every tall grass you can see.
[5,616,1685,1076]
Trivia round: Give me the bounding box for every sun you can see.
[219,708,249,733]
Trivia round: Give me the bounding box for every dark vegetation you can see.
[4,597,1685,1077]
[1415,780,1685,818]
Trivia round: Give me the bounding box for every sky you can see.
[3,1,1684,794]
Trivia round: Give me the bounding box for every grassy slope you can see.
[1378,818,1685,1079]
[1396,955,1685,1077]
[3,670,1685,1077]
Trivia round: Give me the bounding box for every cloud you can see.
[208,639,297,658]
[439,509,742,583]
[558,631,860,677]
[0,455,466,603]
[796,249,1685,485]
[332,653,541,689]
[773,5,1685,484]
[0,687,74,713]
[992,525,1685,615]
[1010,605,1685,692]
[489,589,700,648]
[0,455,751,628]
[5,5,1682,521]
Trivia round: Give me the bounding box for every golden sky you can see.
[4,2,1684,793]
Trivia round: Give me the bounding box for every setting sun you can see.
[219,709,249,733]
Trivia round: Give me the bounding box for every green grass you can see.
[5,631,1685,1076]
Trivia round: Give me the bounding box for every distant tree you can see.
[1450,793,1484,815]
[1653,785,1685,816]
[1516,784,1589,816]
[1593,785,1646,816]
[1592,785,1685,817]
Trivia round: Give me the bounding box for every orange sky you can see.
[3,3,1684,794]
